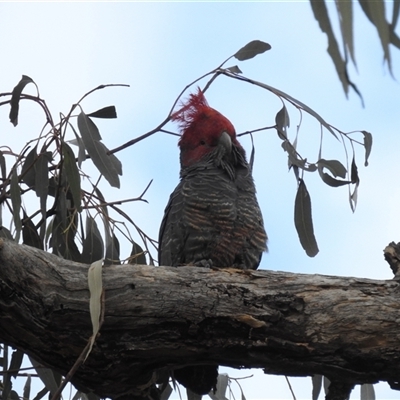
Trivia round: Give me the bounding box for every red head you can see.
[172,89,243,168]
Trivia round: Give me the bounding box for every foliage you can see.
[0,40,373,400]
[310,0,400,101]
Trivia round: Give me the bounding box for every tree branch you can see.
[0,239,398,399]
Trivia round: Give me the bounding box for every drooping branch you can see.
[0,238,399,399]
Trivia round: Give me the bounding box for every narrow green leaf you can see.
[0,151,6,183]
[208,373,229,400]
[362,131,373,166]
[77,112,102,141]
[226,65,242,74]
[86,258,103,361]
[23,375,31,400]
[129,241,147,265]
[350,157,360,212]
[360,383,375,400]
[234,40,271,61]
[10,169,22,242]
[9,75,35,126]
[23,218,43,250]
[312,375,323,400]
[77,112,122,188]
[275,105,290,139]
[9,349,24,379]
[358,0,391,72]
[31,387,49,400]
[294,179,319,257]
[82,216,104,264]
[336,0,356,66]
[105,233,120,266]
[62,142,81,210]
[87,106,117,119]
[318,159,347,178]
[29,357,58,398]
[21,147,37,189]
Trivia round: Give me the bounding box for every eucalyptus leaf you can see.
[234,40,271,61]
[62,142,81,210]
[360,383,375,400]
[294,179,319,257]
[275,105,290,139]
[318,159,347,178]
[362,131,373,166]
[10,169,22,242]
[87,106,117,119]
[9,75,36,127]
[21,147,37,189]
[312,374,323,400]
[82,216,104,264]
[129,241,147,265]
[77,112,122,188]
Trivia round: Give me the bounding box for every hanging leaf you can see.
[360,383,376,400]
[0,151,6,185]
[23,218,43,250]
[86,258,103,361]
[350,157,360,212]
[10,169,22,242]
[275,105,290,139]
[62,142,81,210]
[294,179,319,257]
[29,357,59,398]
[358,0,392,72]
[362,131,373,166]
[87,106,117,119]
[77,112,122,188]
[9,75,37,127]
[129,241,147,265]
[318,159,347,178]
[105,233,120,266]
[9,349,24,379]
[23,375,31,400]
[226,65,242,74]
[336,0,356,66]
[208,373,229,400]
[312,375,323,400]
[82,216,104,264]
[21,147,37,189]
[234,40,271,61]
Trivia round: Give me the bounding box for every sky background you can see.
[1,2,400,399]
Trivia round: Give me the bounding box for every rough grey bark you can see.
[0,238,399,399]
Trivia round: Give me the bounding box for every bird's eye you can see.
[200,140,206,146]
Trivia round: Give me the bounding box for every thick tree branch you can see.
[0,239,398,399]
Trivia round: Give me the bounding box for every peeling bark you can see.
[0,239,399,399]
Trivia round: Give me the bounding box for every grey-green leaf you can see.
[9,75,36,126]
[62,142,81,210]
[318,159,347,178]
[362,131,373,166]
[234,40,271,61]
[10,169,22,242]
[360,383,375,400]
[9,349,24,379]
[129,241,147,265]
[87,106,117,119]
[294,179,319,257]
[29,357,59,398]
[226,65,242,74]
[275,105,290,139]
[23,375,31,400]
[77,112,122,188]
[21,147,37,189]
[312,375,323,400]
[82,216,104,264]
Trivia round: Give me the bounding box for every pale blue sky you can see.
[1,2,400,399]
